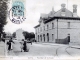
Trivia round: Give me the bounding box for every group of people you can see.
[7,38,29,53]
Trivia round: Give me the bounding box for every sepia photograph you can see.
[0,0,80,60]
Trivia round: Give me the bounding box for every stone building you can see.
[5,32,12,38]
[34,4,80,44]
[16,29,24,40]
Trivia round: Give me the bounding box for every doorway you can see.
[47,33,49,42]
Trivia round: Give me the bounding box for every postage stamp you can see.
[9,0,26,24]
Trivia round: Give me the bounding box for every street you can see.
[0,40,80,59]
[4,40,80,59]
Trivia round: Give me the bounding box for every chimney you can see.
[73,4,77,17]
[61,4,66,8]
[61,4,66,16]
[61,4,66,12]
[52,7,54,11]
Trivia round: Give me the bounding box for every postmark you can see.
[9,1,26,24]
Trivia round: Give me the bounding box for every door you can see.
[52,34,54,42]
[47,33,49,42]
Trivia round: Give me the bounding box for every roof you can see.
[16,29,24,32]
[54,8,73,17]
[34,24,40,28]
[42,8,73,20]
[35,16,80,28]
[42,8,79,23]
[34,5,79,28]
[44,16,80,23]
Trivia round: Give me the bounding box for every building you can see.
[34,4,80,44]
[15,29,25,40]
[5,32,12,38]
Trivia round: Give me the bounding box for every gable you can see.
[54,8,73,17]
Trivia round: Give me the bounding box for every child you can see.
[20,39,24,52]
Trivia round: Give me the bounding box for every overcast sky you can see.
[4,0,80,33]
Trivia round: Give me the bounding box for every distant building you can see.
[15,29,25,40]
[6,32,12,38]
[34,4,80,45]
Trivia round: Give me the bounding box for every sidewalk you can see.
[35,42,80,49]
[0,41,5,56]
[69,45,80,49]
[35,42,69,47]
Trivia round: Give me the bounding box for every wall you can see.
[56,19,80,44]
[35,18,80,44]
[16,29,25,40]
[35,19,56,43]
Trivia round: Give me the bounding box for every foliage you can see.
[23,31,35,40]
[12,32,16,38]
[0,0,9,38]
[2,32,6,38]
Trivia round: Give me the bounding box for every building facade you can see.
[5,32,12,38]
[16,29,25,40]
[34,4,80,44]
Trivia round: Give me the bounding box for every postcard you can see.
[0,0,80,60]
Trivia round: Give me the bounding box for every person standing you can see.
[7,40,11,52]
[20,39,24,52]
[7,37,15,52]
[23,40,28,52]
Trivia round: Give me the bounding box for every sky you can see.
[4,0,80,34]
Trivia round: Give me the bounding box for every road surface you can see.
[4,41,80,59]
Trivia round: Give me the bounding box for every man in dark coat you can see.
[23,41,27,52]
[23,40,29,52]
[7,38,15,52]
[7,40,11,51]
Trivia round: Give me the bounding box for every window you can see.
[68,22,70,28]
[61,12,65,16]
[52,34,54,41]
[47,33,49,42]
[47,25,49,30]
[44,26,45,30]
[40,35,42,42]
[36,29,37,33]
[38,35,39,42]
[40,27,42,32]
[38,28,39,32]
[40,27,41,31]
[52,23,54,29]
[43,34,45,42]
[37,29,38,33]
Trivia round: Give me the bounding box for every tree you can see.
[23,31,29,39]
[0,0,8,38]
[3,32,6,38]
[23,31,35,40]
[29,32,35,38]
[12,32,16,38]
